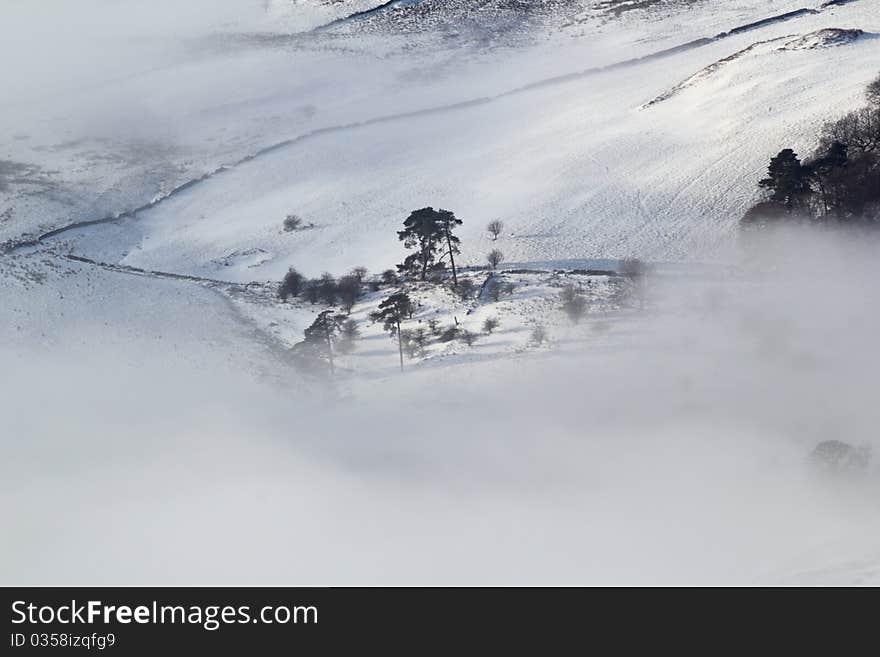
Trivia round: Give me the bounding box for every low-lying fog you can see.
[3,229,880,585]
[2,0,265,99]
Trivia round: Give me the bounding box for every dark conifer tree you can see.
[370,292,414,372]
[808,141,849,217]
[397,207,446,281]
[759,149,812,210]
[303,310,343,376]
[436,208,462,287]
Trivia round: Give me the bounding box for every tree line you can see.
[744,72,880,224]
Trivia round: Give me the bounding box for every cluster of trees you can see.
[487,249,504,269]
[291,310,360,377]
[744,73,880,224]
[282,266,369,376]
[367,291,502,372]
[395,207,510,282]
[278,266,369,313]
[370,292,415,372]
[283,207,520,375]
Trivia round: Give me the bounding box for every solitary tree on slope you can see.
[487,220,504,241]
[397,207,462,283]
[303,310,344,376]
[487,249,505,270]
[370,292,414,372]
[560,285,587,324]
[436,208,463,288]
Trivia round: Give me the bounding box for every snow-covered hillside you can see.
[20,0,879,282]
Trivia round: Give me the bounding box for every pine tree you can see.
[759,149,812,210]
[487,220,504,241]
[337,274,362,314]
[436,208,462,287]
[316,273,338,305]
[303,310,343,376]
[808,141,849,217]
[487,249,504,270]
[370,292,414,372]
[397,207,447,281]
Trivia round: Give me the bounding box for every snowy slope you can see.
[27,0,879,283]
[1,0,854,248]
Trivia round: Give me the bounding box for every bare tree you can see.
[317,272,338,305]
[486,279,503,302]
[283,214,303,232]
[412,326,429,351]
[337,319,360,354]
[337,274,362,314]
[560,284,587,324]
[399,330,418,358]
[401,326,429,358]
[487,220,504,241]
[302,280,321,305]
[530,325,547,346]
[278,267,304,300]
[457,278,476,300]
[487,249,504,270]
[460,330,478,346]
[483,317,500,334]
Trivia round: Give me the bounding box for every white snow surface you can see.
[27,0,879,282]
[3,0,880,585]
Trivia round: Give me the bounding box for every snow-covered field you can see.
[3,0,880,585]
